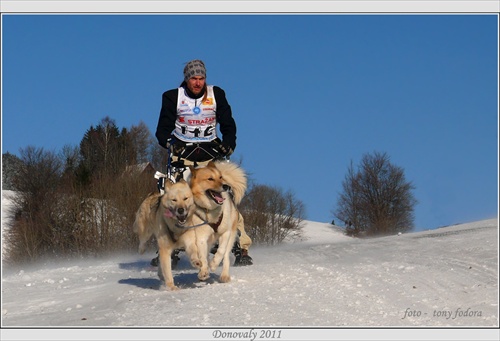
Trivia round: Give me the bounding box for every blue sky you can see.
[2,14,498,231]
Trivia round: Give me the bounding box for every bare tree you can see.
[129,121,155,164]
[6,146,64,262]
[333,151,417,236]
[240,184,305,245]
[2,152,23,190]
[78,116,127,182]
[150,143,170,172]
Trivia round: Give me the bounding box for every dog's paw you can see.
[219,274,231,283]
[161,281,180,291]
[166,284,180,291]
[198,269,210,281]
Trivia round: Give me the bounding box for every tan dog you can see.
[133,180,214,290]
[190,161,247,283]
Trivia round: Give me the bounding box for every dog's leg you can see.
[200,232,217,281]
[193,240,210,282]
[218,229,237,283]
[134,221,153,255]
[210,228,236,282]
[197,230,215,282]
[183,232,203,270]
[187,225,213,281]
[209,231,228,271]
[157,236,178,291]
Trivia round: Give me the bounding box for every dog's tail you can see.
[214,161,247,205]
[133,193,161,253]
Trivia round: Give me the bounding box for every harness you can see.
[193,210,224,233]
[166,217,211,243]
[166,214,223,243]
[208,213,224,233]
[166,226,178,243]
[174,220,209,230]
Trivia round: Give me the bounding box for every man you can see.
[156,59,236,165]
[154,59,253,266]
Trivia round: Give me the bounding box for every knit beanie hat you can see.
[183,59,206,81]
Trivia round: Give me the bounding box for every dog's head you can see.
[161,180,195,226]
[190,161,230,209]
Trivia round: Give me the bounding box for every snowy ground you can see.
[1,190,499,340]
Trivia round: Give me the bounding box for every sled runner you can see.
[151,138,252,269]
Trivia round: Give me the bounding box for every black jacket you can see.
[155,85,237,150]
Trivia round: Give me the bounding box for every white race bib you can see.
[174,85,217,143]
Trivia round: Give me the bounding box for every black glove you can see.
[166,136,185,154]
[219,142,233,157]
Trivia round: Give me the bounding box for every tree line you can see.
[2,116,305,263]
[2,116,418,263]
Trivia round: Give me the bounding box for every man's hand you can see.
[219,142,233,157]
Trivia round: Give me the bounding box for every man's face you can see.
[187,76,206,95]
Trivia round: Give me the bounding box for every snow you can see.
[1,190,499,340]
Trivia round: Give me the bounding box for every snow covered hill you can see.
[1,190,499,338]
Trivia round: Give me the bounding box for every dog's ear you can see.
[165,180,174,190]
[188,166,196,178]
[207,161,217,168]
